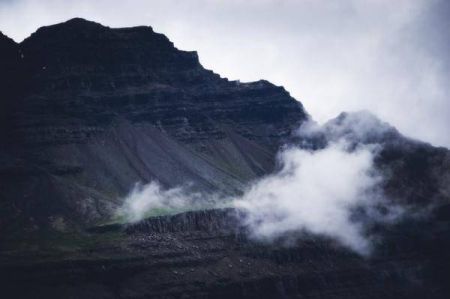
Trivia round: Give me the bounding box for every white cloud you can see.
[233,141,389,255]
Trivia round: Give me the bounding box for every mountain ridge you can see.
[0,18,307,231]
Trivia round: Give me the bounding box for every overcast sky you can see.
[1,0,449,147]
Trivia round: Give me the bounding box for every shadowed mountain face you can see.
[0,18,306,231]
[0,18,449,299]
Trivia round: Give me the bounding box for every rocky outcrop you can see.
[125,208,244,234]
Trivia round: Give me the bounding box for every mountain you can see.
[0,18,449,299]
[0,18,306,231]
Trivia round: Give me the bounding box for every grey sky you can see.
[1,0,449,147]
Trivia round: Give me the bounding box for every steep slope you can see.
[0,18,306,231]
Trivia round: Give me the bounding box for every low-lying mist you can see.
[116,182,223,223]
[234,141,382,255]
[117,114,404,255]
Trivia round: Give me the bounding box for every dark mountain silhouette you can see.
[0,18,306,231]
[0,18,449,298]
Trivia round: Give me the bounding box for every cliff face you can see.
[15,18,304,146]
[0,18,306,231]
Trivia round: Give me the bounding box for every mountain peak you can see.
[64,17,101,25]
[17,18,201,74]
[21,18,160,47]
[22,18,107,44]
[41,17,104,30]
[322,110,399,144]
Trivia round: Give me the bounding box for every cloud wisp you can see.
[116,182,221,223]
